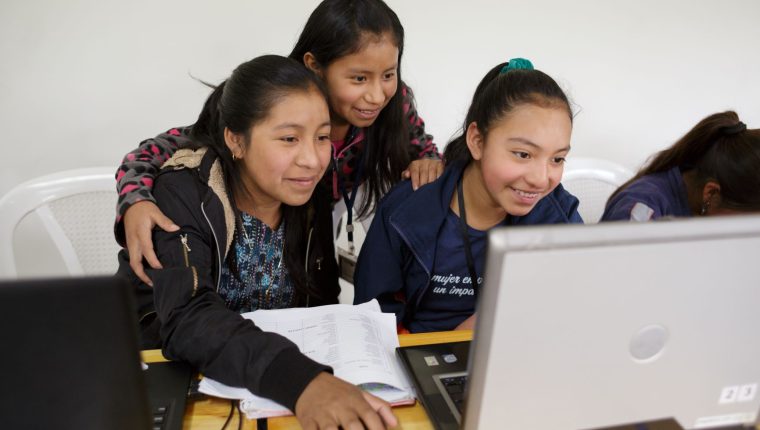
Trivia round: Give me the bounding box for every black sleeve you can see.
[148,171,330,410]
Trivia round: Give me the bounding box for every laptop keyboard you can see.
[439,374,467,413]
[144,361,193,430]
[151,403,171,430]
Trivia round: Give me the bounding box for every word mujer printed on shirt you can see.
[430,273,483,297]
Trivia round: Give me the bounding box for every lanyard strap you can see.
[456,177,479,289]
[332,126,364,253]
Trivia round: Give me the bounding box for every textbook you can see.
[198,300,415,419]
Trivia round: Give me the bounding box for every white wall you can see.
[1,0,759,197]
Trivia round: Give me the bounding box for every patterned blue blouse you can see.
[218,212,295,313]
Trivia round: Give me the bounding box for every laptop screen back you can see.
[0,276,151,430]
[465,215,760,430]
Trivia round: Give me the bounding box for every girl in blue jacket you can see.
[353,59,582,333]
[602,111,760,222]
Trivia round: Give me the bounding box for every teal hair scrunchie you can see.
[500,58,534,74]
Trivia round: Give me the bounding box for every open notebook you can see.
[198,300,414,419]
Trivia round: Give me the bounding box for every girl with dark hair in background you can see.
[353,59,582,333]
[117,55,396,429]
[602,111,760,221]
[115,0,442,285]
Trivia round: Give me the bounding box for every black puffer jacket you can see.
[117,147,340,410]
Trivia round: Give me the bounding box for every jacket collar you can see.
[163,147,236,258]
[388,161,465,273]
[387,160,577,272]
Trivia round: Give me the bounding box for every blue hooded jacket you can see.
[601,167,692,222]
[353,161,583,332]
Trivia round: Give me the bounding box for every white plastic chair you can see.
[0,167,120,278]
[561,157,634,223]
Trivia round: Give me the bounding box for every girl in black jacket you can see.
[117,55,396,429]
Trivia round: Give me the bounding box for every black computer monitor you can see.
[0,276,152,430]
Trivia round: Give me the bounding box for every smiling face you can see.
[307,32,399,139]
[467,103,573,218]
[225,87,332,210]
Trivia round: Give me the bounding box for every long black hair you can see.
[186,54,334,305]
[444,60,573,164]
[290,0,410,216]
[609,111,760,211]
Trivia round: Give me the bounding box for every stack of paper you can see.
[198,300,416,419]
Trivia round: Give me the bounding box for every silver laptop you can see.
[460,215,760,429]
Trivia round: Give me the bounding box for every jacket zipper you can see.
[390,218,432,311]
[334,128,361,161]
[304,227,314,308]
[305,227,314,308]
[306,227,322,271]
[180,233,199,296]
[180,234,191,265]
[139,311,156,324]
[201,202,223,292]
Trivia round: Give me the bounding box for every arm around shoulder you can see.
[115,127,192,225]
[401,83,440,160]
[147,173,329,410]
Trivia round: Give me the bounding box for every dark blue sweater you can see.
[602,167,691,222]
[353,161,583,332]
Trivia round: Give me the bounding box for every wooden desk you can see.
[144,331,760,430]
[142,330,473,430]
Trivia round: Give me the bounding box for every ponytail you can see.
[444,59,572,165]
[188,80,227,150]
[634,111,741,175]
[611,111,760,211]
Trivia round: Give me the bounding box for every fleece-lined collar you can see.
[162,148,236,258]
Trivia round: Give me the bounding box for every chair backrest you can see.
[561,157,634,223]
[0,168,119,278]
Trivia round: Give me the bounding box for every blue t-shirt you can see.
[409,209,498,333]
[602,167,692,222]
